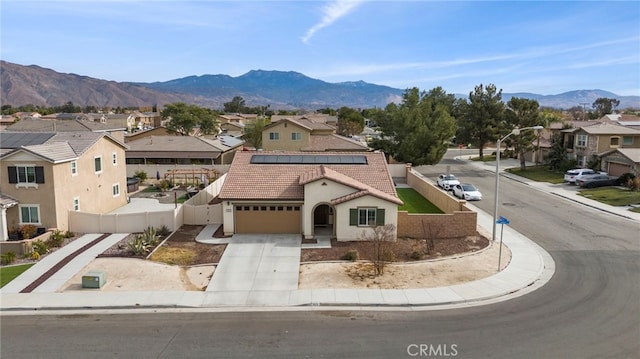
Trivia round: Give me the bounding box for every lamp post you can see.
[492,125,544,243]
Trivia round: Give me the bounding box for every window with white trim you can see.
[112,152,117,166]
[71,160,78,175]
[73,197,80,211]
[17,166,36,184]
[269,132,279,140]
[112,183,120,197]
[19,205,40,224]
[358,208,377,226]
[623,136,633,146]
[291,132,301,141]
[576,134,587,147]
[94,156,103,173]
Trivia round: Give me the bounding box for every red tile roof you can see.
[219,151,400,204]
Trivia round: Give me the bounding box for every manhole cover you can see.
[503,203,516,206]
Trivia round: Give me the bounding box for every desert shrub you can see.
[342,250,359,262]
[47,229,65,247]
[142,226,159,246]
[157,225,171,237]
[64,230,75,238]
[618,173,636,187]
[411,251,423,260]
[127,235,151,256]
[32,240,49,256]
[31,251,41,261]
[20,224,37,239]
[1,251,17,265]
[629,177,640,191]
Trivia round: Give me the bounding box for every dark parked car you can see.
[576,174,618,188]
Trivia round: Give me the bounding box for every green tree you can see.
[198,108,220,135]
[455,84,505,159]
[504,97,541,170]
[592,97,620,118]
[369,87,457,165]
[162,103,217,136]
[337,106,365,136]
[223,96,246,113]
[244,117,269,149]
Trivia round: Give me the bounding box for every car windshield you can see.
[443,175,457,180]
[461,184,477,191]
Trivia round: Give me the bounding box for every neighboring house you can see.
[217,114,256,126]
[220,122,245,137]
[262,118,369,152]
[131,111,162,129]
[599,114,640,131]
[3,117,127,142]
[0,131,128,239]
[562,122,640,167]
[599,148,640,177]
[271,113,338,128]
[124,126,172,143]
[0,115,17,131]
[217,151,402,241]
[125,135,243,166]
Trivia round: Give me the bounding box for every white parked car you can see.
[564,168,597,184]
[437,174,460,190]
[452,183,483,201]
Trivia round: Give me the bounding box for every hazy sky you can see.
[2,0,639,95]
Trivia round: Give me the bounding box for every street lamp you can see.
[492,125,544,244]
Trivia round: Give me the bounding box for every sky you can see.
[1,0,639,96]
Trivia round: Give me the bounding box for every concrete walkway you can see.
[1,233,129,294]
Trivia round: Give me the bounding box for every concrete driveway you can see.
[205,234,301,305]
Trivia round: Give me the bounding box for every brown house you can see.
[562,122,640,168]
[262,118,369,152]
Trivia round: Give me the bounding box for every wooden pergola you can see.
[163,168,219,186]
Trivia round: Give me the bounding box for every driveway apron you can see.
[205,234,301,305]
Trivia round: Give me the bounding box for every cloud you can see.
[301,0,364,44]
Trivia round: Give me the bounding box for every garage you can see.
[607,162,632,177]
[234,204,301,234]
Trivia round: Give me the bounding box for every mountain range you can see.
[1,60,638,110]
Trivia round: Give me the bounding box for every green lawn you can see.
[396,188,444,214]
[0,263,34,288]
[470,155,497,162]
[506,166,565,184]
[578,187,640,207]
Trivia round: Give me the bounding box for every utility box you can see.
[82,271,107,289]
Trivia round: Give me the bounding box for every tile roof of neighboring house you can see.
[219,151,399,204]
[302,134,370,151]
[4,118,125,132]
[126,135,232,158]
[0,131,126,162]
[614,148,640,163]
[577,122,640,135]
[264,118,335,132]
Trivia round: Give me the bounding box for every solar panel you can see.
[250,154,368,165]
[0,132,56,149]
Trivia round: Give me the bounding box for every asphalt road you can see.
[1,149,638,358]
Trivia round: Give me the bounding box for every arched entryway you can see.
[313,204,334,237]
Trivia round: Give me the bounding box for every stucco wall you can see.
[68,207,182,233]
[406,168,468,214]
[302,179,360,238]
[261,122,310,151]
[334,196,399,241]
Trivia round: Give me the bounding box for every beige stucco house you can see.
[217,151,402,241]
[563,122,640,168]
[0,131,128,239]
[599,148,640,176]
[262,118,369,152]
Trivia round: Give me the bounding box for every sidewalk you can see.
[0,209,554,312]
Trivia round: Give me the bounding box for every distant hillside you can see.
[1,61,638,110]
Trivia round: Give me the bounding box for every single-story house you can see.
[217,151,402,241]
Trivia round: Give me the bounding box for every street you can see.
[1,149,638,358]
